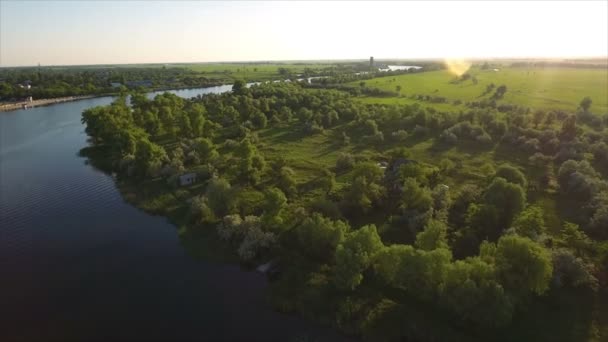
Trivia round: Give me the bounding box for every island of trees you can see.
[81,67,607,341]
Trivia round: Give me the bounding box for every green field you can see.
[182,62,335,81]
[351,67,608,113]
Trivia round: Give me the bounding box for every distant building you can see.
[370,56,374,67]
[179,173,197,186]
[110,82,123,88]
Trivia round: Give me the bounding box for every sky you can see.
[1,1,607,67]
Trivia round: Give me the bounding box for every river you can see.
[0,86,351,341]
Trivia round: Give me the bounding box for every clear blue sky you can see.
[1,1,607,67]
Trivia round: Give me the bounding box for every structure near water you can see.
[370,56,374,67]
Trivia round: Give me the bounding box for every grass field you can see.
[183,63,336,81]
[351,67,608,113]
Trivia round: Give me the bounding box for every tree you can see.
[205,177,234,217]
[263,187,287,223]
[232,79,246,94]
[532,110,546,128]
[483,177,526,230]
[363,119,379,135]
[495,235,553,295]
[375,243,452,300]
[134,138,167,178]
[440,257,513,327]
[334,225,384,290]
[192,137,219,164]
[415,219,448,251]
[296,213,349,261]
[251,110,268,129]
[401,178,433,212]
[560,114,577,142]
[579,97,592,113]
[238,138,266,184]
[512,206,546,240]
[344,176,383,213]
[558,222,593,257]
[318,168,336,195]
[277,166,297,196]
[551,249,598,290]
[495,164,527,188]
[395,85,402,94]
[465,203,500,242]
[336,153,355,172]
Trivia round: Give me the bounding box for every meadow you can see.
[182,62,336,81]
[350,66,608,113]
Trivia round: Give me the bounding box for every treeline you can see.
[81,81,607,341]
[0,66,226,101]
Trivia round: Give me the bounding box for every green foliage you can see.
[263,187,287,224]
[401,178,432,212]
[336,152,355,172]
[334,225,384,290]
[205,177,234,218]
[495,164,528,188]
[440,257,513,327]
[296,213,350,261]
[483,177,526,231]
[512,206,546,240]
[415,219,448,251]
[495,235,553,295]
[277,166,297,196]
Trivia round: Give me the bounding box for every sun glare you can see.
[445,59,472,77]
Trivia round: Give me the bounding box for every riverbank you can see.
[0,95,101,112]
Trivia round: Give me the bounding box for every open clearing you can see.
[350,67,608,113]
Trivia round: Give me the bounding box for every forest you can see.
[0,62,339,101]
[80,71,608,341]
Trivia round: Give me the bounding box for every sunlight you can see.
[444,58,472,77]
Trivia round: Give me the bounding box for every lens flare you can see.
[445,59,472,76]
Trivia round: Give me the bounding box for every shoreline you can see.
[0,95,102,112]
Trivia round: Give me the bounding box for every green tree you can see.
[560,114,577,141]
[483,177,526,230]
[495,235,553,295]
[277,166,297,196]
[440,257,513,327]
[192,137,219,164]
[401,178,433,212]
[134,139,167,178]
[296,213,349,261]
[232,79,247,94]
[334,225,384,290]
[415,219,448,251]
[495,164,527,188]
[579,96,592,113]
[205,177,235,217]
[263,187,287,222]
[512,206,546,240]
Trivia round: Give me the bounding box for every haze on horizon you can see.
[1,0,607,67]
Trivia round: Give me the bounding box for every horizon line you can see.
[1,56,607,69]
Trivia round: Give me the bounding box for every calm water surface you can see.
[0,87,350,341]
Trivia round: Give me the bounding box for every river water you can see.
[0,86,350,341]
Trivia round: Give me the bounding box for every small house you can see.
[110,82,122,88]
[179,173,197,186]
